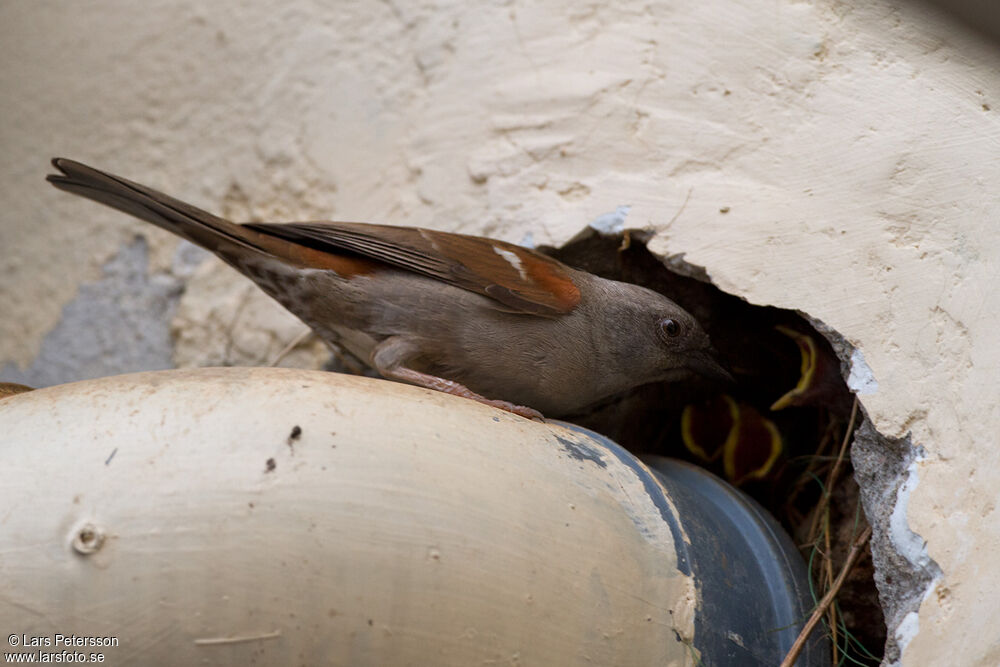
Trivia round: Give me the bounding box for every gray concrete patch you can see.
[1,236,190,387]
[852,421,941,666]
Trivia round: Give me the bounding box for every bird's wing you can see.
[245,221,581,316]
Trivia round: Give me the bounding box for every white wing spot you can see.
[493,246,528,280]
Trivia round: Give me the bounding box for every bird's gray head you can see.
[588,280,732,389]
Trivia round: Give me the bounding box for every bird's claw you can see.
[484,399,544,421]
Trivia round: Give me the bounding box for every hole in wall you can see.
[540,227,886,665]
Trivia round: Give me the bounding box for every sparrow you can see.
[47,158,730,419]
[770,325,852,413]
[0,382,34,400]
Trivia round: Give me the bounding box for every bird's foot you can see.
[477,398,544,421]
[379,362,544,421]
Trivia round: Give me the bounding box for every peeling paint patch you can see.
[0,237,183,388]
[894,611,920,656]
[555,435,607,468]
[551,423,692,575]
[589,445,692,576]
[589,205,631,235]
[847,347,879,395]
[725,630,746,648]
[890,456,932,569]
[852,421,943,664]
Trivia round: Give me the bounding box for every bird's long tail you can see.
[48,158,365,275]
[47,158,260,257]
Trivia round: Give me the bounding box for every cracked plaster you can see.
[2,1,999,663]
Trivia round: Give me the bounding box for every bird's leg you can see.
[371,336,544,420]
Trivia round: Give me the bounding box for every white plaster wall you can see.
[2,1,998,664]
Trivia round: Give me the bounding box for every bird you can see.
[680,393,783,486]
[0,382,34,400]
[47,158,730,419]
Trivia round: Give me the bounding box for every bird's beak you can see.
[685,349,734,385]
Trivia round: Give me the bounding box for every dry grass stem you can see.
[781,525,873,667]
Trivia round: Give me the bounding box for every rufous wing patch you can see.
[243,220,581,313]
[422,230,580,314]
[242,227,380,277]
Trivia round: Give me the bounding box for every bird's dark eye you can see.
[659,318,681,338]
